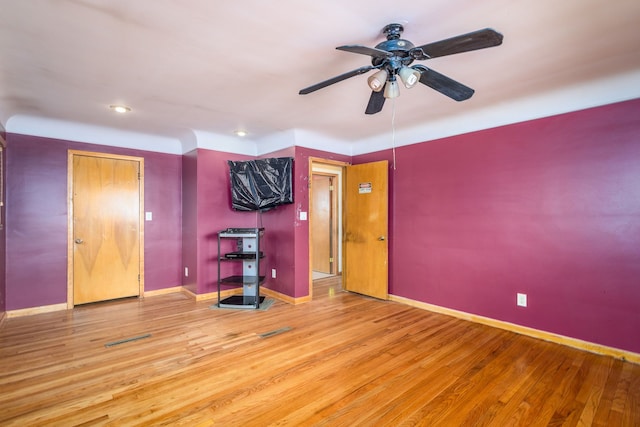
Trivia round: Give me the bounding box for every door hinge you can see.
[329,185,334,191]
[329,257,334,263]
[138,274,140,282]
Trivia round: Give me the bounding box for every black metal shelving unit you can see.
[217,227,265,309]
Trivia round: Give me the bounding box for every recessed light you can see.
[234,130,248,137]
[109,104,131,114]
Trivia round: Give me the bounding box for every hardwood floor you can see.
[1,277,638,426]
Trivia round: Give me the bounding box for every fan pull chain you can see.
[391,97,397,170]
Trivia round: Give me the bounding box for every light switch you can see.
[145,212,152,221]
[300,211,307,221]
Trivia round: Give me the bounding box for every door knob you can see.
[75,238,84,244]
[378,236,386,241]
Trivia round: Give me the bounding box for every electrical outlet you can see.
[272,269,277,279]
[517,293,527,307]
[184,267,189,277]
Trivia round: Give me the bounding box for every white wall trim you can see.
[191,129,257,156]
[6,115,183,154]
[289,129,353,156]
[255,129,297,156]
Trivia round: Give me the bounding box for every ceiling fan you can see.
[299,23,503,114]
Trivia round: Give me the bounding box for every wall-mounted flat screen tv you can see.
[228,157,294,211]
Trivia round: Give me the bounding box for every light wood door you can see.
[311,174,334,274]
[343,160,388,300]
[71,152,142,305]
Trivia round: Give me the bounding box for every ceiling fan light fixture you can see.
[384,78,400,99]
[398,66,421,88]
[367,69,388,92]
[109,104,131,114]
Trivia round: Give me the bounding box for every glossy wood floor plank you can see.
[1,277,638,426]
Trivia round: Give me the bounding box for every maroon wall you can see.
[181,150,198,294]
[5,133,182,310]
[0,132,6,315]
[356,99,640,353]
[192,149,256,295]
[142,145,182,293]
[258,147,298,297]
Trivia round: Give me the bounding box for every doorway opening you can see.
[309,158,347,298]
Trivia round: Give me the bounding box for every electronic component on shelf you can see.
[223,251,264,259]
[219,227,264,238]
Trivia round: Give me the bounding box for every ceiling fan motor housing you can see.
[373,40,416,70]
[373,24,418,71]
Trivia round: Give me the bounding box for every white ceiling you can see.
[1,0,639,154]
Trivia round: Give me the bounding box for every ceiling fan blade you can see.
[365,90,385,115]
[413,65,474,101]
[336,45,393,59]
[413,28,503,59]
[299,65,375,95]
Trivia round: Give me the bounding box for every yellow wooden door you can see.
[71,153,142,305]
[343,161,388,300]
[312,174,333,274]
